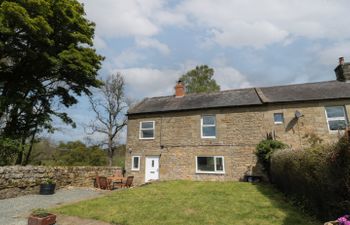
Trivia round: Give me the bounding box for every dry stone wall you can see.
[0,166,121,199]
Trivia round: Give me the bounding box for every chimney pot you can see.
[335,57,350,82]
[175,80,185,97]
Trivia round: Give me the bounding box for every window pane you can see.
[216,157,223,171]
[142,122,154,129]
[133,157,139,169]
[197,157,215,171]
[202,116,215,125]
[329,120,347,130]
[142,129,154,138]
[326,106,345,118]
[274,113,284,123]
[203,126,216,137]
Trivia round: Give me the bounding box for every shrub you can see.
[271,135,350,221]
[0,137,20,166]
[255,139,287,179]
[31,208,50,218]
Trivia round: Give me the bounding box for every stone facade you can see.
[126,99,350,185]
[0,166,121,199]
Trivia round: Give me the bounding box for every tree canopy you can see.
[179,65,220,94]
[0,0,103,164]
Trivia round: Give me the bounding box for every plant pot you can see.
[28,213,56,225]
[39,183,56,195]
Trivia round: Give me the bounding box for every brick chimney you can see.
[335,57,350,82]
[175,80,185,97]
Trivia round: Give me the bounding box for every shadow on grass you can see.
[254,183,320,225]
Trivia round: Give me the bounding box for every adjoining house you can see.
[125,58,350,185]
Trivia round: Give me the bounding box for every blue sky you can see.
[50,0,350,143]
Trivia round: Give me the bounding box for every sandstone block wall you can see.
[0,166,121,199]
[126,99,350,185]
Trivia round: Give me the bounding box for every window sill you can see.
[201,136,216,139]
[274,122,283,125]
[196,171,225,175]
[131,169,140,171]
[139,138,155,140]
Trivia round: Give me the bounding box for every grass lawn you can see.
[54,181,319,225]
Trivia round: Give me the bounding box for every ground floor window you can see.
[131,156,140,171]
[196,156,224,173]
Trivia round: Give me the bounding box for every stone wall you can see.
[126,99,350,185]
[0,166,121,199]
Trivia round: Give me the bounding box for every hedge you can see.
[270,136,350,221]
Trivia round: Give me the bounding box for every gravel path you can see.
[0,187,106,225]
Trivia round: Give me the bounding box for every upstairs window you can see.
[196,156,224,173]
[325,106,348,131]
[274,113,284,124]
[201,115,216,138]
[140,121,155,139]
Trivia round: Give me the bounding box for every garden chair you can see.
[95,175,111,190]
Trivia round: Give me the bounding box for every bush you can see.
[0,137,20,166]
[271,136,350,221]
[255,139,287,179]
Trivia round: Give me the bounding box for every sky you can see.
[50,0,350,144]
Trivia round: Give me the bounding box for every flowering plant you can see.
[338,215,350,225]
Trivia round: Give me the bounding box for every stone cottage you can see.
[125,58,350,184]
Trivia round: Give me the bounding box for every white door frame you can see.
[145,156,160,182]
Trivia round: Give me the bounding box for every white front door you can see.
[145,156,159,182]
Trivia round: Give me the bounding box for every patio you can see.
[0,187,107,225]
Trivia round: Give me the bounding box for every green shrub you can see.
[31,208,50,217]
[255,139,287,179]
[0,137,20,166]
[271,136,350,221]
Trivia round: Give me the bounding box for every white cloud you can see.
[117,68,180,98]
[80,0,160,38]
[317,42,350,66]
[178,0,350,48]
[214,67,251,90]
[136,38,170,55]
[114,49,145,68]
[93,35,107,49]
[211,21,288,48]
[115,65,250,99]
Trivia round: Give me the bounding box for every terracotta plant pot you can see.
[28,213,56,225]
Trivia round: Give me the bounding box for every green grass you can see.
[54,181,319,225]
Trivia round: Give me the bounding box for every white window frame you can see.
[195,156,225,174]
[131,156,141,171]
[273,113,284,124]
[139,121,155,140]
[325,106,348,132]
[201,115,216,139]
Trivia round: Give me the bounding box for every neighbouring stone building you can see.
[125,58,350,185]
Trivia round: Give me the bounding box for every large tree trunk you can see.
[15,137,25,165]
[108,137,113,166]
[23,129,37,166]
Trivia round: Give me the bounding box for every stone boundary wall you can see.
[0,166,121,199]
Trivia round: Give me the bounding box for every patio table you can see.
[108,176,125,189]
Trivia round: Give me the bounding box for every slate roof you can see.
[127,80,350,115]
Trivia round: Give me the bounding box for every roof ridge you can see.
[258,80,337,89]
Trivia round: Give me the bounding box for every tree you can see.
[0,0,103,164]
[53,141,107,166]
[179,65,220,94]
[87,73,128,166]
